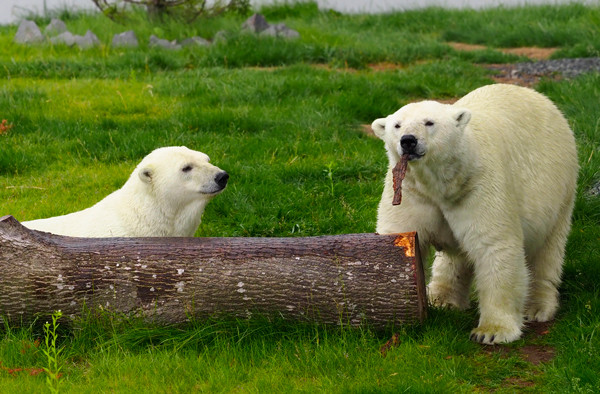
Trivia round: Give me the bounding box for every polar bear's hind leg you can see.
[525,202,574,322]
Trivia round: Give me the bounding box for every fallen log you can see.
[0,215,426,328]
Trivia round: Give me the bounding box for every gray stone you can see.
[260,23,300,39]
[74,30,101,49]
[52,30,100,49]
[112,30,138,48]
[149,34,181,50]
[50,31,75,46]
[45,18,67,36]
[179,36,211,48]
[14,20,44,44]
[241,13,270,33]
[213,30,229,44]
[589,181,600,197]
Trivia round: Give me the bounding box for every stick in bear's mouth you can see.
[392,154,409,205]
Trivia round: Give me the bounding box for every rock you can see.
[241,13,300,39]
[589,181,600,197]
[50,31,75,46]
[241,13,270,33]
[45,18,67,36]
[52,30,100,49]
[149,34,181,50]
[14,20,44,44]
[112,30,139,48]
[213,30,229,44]
[74,30,101,49]
[179,36,211,48]
[260,23,300,39]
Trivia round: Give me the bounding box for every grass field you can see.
[0,1,599,392]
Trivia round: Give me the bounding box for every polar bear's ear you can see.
[139,166,154,184]
[371,118,387,139]
[453,108,471,129]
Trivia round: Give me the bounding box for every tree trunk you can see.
[0,215,426,328]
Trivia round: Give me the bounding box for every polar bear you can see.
[372,84,578,344]
[23,146,229,238]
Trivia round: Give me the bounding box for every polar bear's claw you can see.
[469,333,495,344]
[470,324,522,345]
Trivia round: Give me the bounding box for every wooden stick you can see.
[392,154,409,205]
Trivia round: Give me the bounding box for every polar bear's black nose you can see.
[400,134,418,153]
[215,171,229,189]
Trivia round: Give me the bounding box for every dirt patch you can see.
[448,42,558,61]
[519,344,555,365]
[481,344,513,359]
[361,124,376,137]
[495,343,555,390]
[476,341,555,390]
[479,321,555,365]
[501,47,558,60]
[480,343,555,366]
[448,42,488,52]
[502,376,537,389]
[368,62,408,72]
[523,320,553,338]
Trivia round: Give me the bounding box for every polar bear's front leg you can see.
[468,240,529,345]
[427,250,472,310]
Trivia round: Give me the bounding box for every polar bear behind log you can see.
[372,84,578,344]
[24,146,229,237]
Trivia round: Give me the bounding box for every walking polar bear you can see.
[24,146,229,238]
[372,84,578,344]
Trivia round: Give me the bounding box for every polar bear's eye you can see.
[394,123,400,129]
[425,120,434,126]
[182,165,193,173]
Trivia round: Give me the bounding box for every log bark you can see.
[0,215,426,328]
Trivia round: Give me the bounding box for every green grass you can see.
[1,2,599,392]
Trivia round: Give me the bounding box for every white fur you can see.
[24,146,228,237]
[372,84,578,344]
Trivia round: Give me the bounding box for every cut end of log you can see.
[394,232,416,257]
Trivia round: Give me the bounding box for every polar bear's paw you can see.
[427,282,470,310]
[469,323,522,345]
[525,304,557,323]
[525,290,559,322]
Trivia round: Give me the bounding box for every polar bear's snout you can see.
[400,135,417,152]
[399,134,425,160]
[214,171,229,190]
[199,169,229,195]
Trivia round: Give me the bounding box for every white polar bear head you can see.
[134,146,229,207]
[371,101,471,164]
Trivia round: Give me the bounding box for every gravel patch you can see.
[488,57,600,83]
